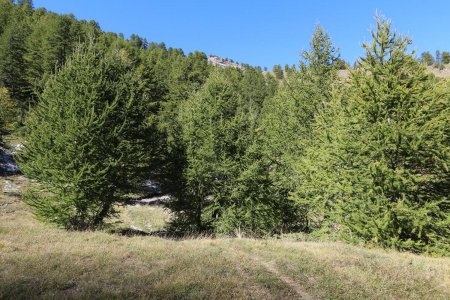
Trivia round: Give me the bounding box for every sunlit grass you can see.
[111,204,172,233]
[1,176,449,299]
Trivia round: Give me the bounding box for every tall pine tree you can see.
[0,2,32,119]
[296,17,450,253]
[242,25,340,233]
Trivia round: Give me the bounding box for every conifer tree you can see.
[169,67,273,233]
[170,70,243,231]
[152,49,211,210]
[0,3,32,119]
[442,51,450,65]
[297,17,450,253]
[435,50,442,68]
[17,0,33,7]
[18,42,155,229]
[0,87,16,132]
[25,13,78,95]
[420,51,435,66]
[243,25,340,233]
[0,0,14,37]
[272,64,284,80]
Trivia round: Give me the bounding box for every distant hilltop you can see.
[207,55,243,70]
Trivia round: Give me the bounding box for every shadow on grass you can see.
[109,227,214,240]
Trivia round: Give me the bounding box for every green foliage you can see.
[18,42,155,229]
[0,2,108,120]
[211,68,282,235]
[172,69,248,231]
[0,2,32,117]
[25,13,82,95]
[296,17,450,254]
[168,67,278,234]
[272,64,284,80]
[0,0,15,37]
[420,51,435,66]
[16,0,33,7]
[245,25,340,234]
[151,48,211,210]
[300,25,340,81]
[1,3,448,254]
[334,58,348,70]
[442,51,450,65]
[0,87,16,132]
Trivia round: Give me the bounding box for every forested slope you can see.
[0,1,448,256]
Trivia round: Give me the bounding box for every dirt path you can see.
[233,245,315,300]
[222,245,276,299]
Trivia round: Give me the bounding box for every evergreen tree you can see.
[299,24,339,98]
[25,13,80,94]
[129,34,148,49]
[0,4,32,119]
[0,0,14,37]
[334,58,348,70]
[442,51,450,65]
[170,70,241,231]
[435,50,442,68]
[153,49,210,203]
[18,42,155,229]
[216,67,281,234]
[232,25,341,234]
[169,67,273,234]
[297,17,449,253]
[272,64,284,80]
[420,51,435,66]
[16,0,33,7]
[0,87,16,132]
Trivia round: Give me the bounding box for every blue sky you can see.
[34,1,450,69]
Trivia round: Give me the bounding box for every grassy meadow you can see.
[1,175,449,300]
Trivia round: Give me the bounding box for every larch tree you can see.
[245,25,341,233]
[172,70,245,231]
[18,42,156,229]
[297,17,449,253]
[0,3,32,120]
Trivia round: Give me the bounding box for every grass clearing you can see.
[109,203,172,234]
[1,175,449,299]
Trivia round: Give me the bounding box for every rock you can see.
[130,195,171,206]
[141,180,161,195]
[130,225,143,232]
[0,146,21,175]
[3,180,19,194]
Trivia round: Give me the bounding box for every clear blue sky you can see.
[34,0,450,68]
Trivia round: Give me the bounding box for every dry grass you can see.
[1,175,450,299]
[427,65,450,78]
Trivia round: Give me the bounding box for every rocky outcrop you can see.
[207,55,243,70]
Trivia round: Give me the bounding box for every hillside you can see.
[337,65,450,80]
[427,65,450,78]
[207,55,243,69]
[1,5,449,299]
[1,174,450,299]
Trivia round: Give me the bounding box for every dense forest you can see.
[0,0,448,255]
